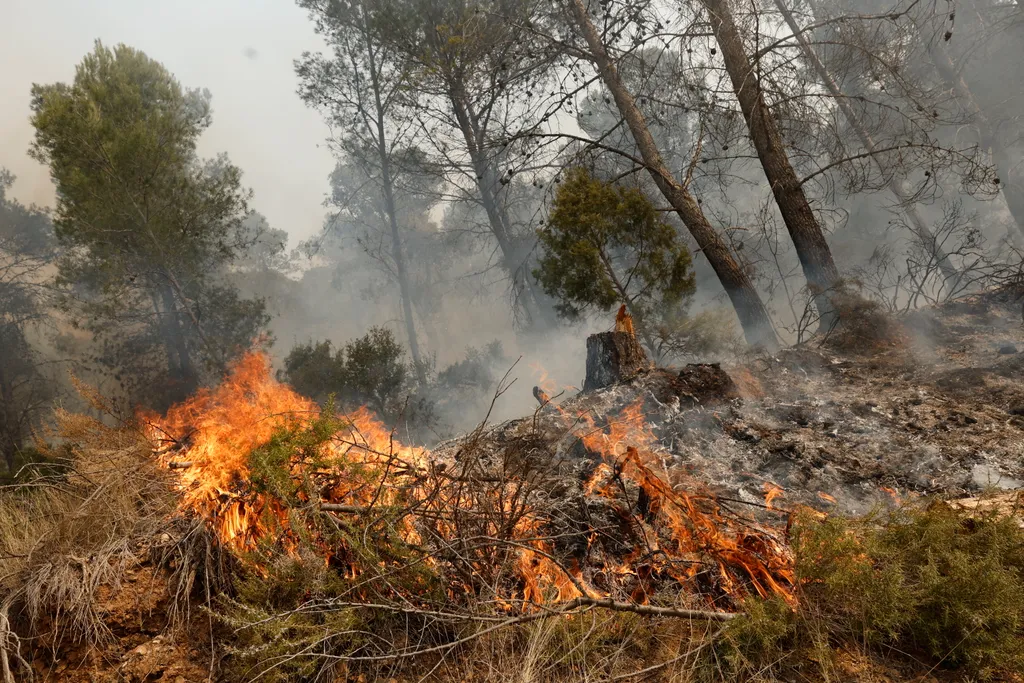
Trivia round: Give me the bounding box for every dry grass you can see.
[0,410,177,681]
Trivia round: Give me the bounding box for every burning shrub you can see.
[145,351,802,678]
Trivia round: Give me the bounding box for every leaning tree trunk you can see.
[923,32,1024,239]
[568,0,779,350]
[700,0,843,326]
[449,85,554,329]
[773,0,961,284]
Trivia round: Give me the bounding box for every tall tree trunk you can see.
[158,284,198,394]
[150,290,181,379]
[364,6,428,386]
[773,0,961,284]
[700,0,843,325]
[448,83,553,329]
[923,33,1024,238]
[568,0,778,349]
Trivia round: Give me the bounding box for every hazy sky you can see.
[0,0,335,245]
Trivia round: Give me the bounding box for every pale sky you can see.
[0,0,335,244]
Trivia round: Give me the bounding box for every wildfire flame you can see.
[763,482,785,509]
[146,351,795,610]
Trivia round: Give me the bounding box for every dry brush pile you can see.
[4,306,1024,681]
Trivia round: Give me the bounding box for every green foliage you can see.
[279,340,345,405]
[792,511,913,645]
[280,327,436,442]
[219,408,444,681]
[871,503,1024,673]
[342,326,409,414]
[29,41,268,410]
[535,168,695,346]
[708,595,798,680]
[436,340,505,390]
[247,403,350,507]
[0,170,57,471]
[713,502,1024,680]
[281,327,407,417]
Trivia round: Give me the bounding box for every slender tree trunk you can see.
[568,0,778,349]
[150,290,181,379]
[448,84,553,328]
[700,0,842,324]
[773,0,961,284]
[923,34,1024,238]
[158,284,198,394]
[363,7,427,386]
[595,247,660,354]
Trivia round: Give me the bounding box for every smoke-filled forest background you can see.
[3,0,1024,476]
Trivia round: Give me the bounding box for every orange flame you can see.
[763,482,785,509]
[146,351,794,610]
[144,352,426,555]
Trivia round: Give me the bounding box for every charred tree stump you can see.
[583,331,651,392]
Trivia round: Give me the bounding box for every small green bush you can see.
[708,595,797,681]
[280,328,438,441]
[715,502,1024,680]
[876,503,1024,674]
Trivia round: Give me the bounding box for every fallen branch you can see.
[567,596,738,622]
[0,600,32,683]
[320,503,370,514]
[289,595,738,665]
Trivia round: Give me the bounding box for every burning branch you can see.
[145,349,794,656]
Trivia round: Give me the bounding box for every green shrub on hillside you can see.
[713,501,1024,680]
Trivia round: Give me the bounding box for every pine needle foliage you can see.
[534,168,695,348]
[712,501,1024,680]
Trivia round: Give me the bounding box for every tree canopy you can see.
[534,167,695,352]
[30,41,268,408]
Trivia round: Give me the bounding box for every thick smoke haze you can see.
[3,0,1023,453]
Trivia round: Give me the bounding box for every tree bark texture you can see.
[0,364,18,472]
[158,283,198,395]
[701,0,842,323]
[568,0,779,350]
[583,331,652,392]
[773,0,960,283]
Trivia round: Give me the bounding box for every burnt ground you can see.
[20,290,1024,683]
[436,287,1024,518]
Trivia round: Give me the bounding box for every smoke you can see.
[5,0,1024,444]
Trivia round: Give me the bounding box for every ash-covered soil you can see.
[436,288,1024,517]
